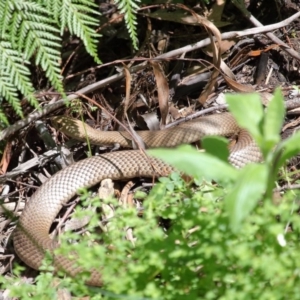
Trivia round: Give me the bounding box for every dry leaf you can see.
[136,112,160,131]
[150,61,169,127]
[220,60,236,80]
[203,39,237,56]
[223,75,256,93]
[123,64,132,115]
[171,5,222,105]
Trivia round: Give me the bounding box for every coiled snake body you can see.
[13,112,262,286]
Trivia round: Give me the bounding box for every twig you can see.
[157,11,300,59]
[165,104,229,129]
[275,183,300,192]
[249,14,300,61]
[0,149,60,183]
[231,2,300,61]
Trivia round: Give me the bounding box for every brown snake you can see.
[13,112,262,286]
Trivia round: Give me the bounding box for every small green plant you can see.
[4,90,300,299]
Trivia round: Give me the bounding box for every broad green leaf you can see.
[276,131,300,168]
[225,164,268,233]
[226,93,264,147]
[148,145,238,184]
[263,88,285,154]
[202,136,229,163]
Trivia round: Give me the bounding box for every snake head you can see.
[51,116,84,140]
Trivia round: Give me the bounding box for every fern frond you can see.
[0,40,38,117]
[5,1,64,94]
[0,105,9,126]
[0,0,103,124]
[0,0,64,122]
[46,0,101,63]
[0,76,22,118]
[0,1,13,38]
[114,0,140,50]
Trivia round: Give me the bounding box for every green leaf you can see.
[225,164,268,233]
[263,88,285,155]
[226,93,264,147]
[202,136,229,163]
[148,145,238,184]
[276,131,300,168]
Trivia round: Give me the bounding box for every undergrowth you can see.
[3,90,300,299]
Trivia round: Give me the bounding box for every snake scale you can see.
[13,112,262,286]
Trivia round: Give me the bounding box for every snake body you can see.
[13,112,262,286]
